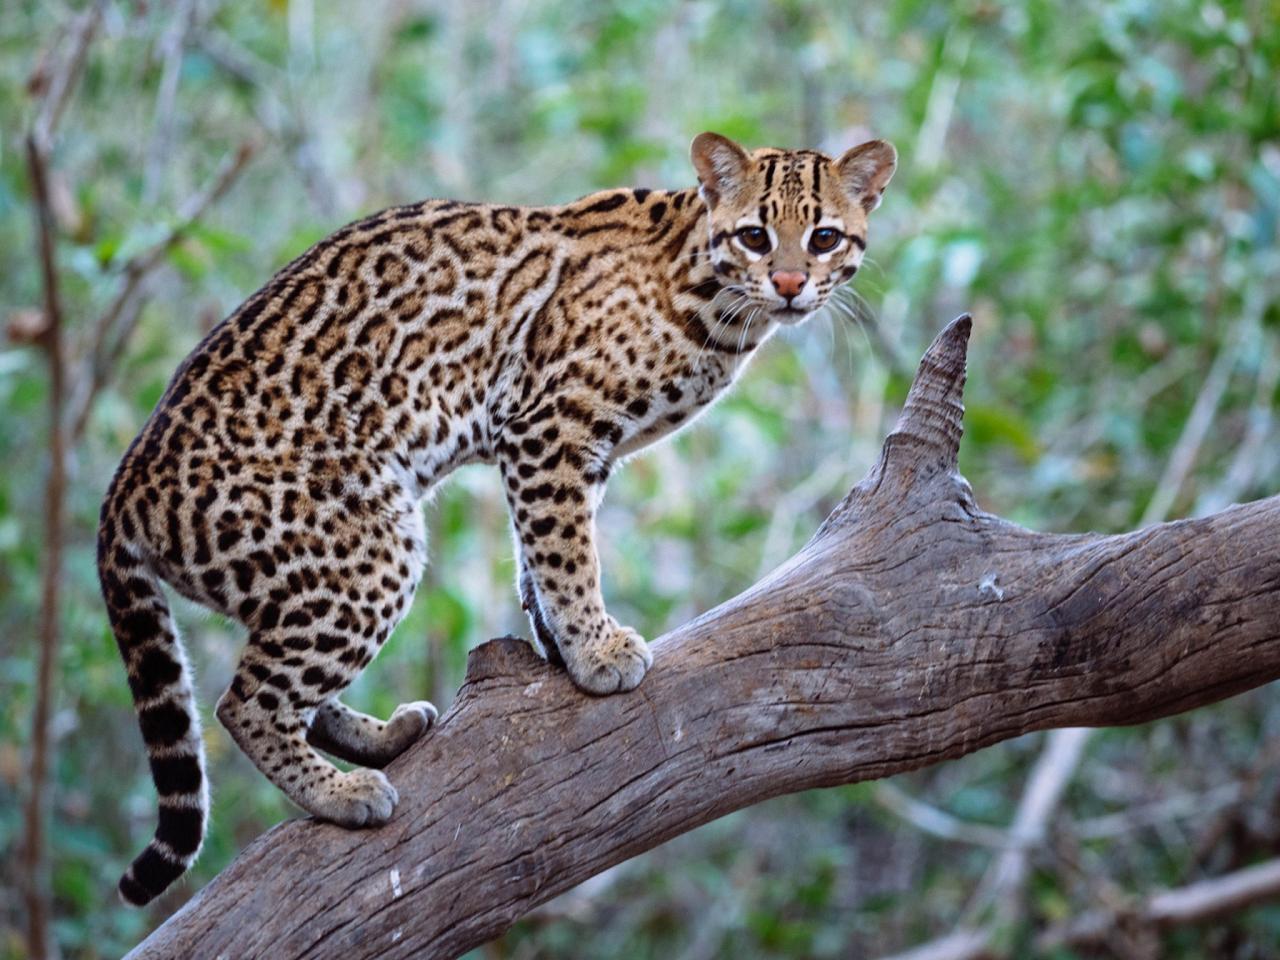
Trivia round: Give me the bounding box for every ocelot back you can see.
[98,132,896,904]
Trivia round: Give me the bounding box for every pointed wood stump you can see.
[127,315,1280,959]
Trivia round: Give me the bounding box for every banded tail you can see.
[98,504,208,907]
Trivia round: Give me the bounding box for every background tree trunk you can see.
[126,315,1280,960]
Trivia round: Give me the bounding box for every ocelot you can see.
[98,131,896,904]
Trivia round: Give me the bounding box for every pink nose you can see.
[770,270,808,299]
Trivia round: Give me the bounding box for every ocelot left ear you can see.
[836,139,897,212]
[690,131,751,209]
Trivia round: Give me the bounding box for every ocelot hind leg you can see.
[215,636,401,827]
[213,486,430,826]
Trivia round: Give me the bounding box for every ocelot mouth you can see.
[773,305,811,322]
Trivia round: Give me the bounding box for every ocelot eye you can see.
[735,226,771,253]
[809,228,844,253]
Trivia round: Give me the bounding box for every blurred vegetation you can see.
[2,0,1279,957]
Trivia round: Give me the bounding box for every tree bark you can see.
[127,315,1280,960]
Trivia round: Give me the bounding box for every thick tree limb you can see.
[889,297,1269,960]
[127,315,1280,959]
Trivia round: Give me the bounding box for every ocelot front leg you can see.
[500,411,652,694]
[519,563,564,667]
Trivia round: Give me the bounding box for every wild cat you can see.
[98,131,896,904]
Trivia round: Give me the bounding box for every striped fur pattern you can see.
[98,133,896,905]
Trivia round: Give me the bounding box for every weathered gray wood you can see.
[127,315,1280,960]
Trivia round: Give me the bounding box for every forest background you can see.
[2,1,1279,957]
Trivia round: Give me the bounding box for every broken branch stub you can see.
[126,315,1280,960]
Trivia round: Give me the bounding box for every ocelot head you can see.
[691,132,897,323]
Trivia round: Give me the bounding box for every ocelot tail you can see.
[98,131,896,904]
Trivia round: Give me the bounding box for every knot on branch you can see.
[882,313,971,475]
[462,635,549,687]
[817,314,973,535]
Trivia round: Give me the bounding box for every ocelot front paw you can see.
[568,623,653,695]
[311,768,400,828]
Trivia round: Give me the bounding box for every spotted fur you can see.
[99,132,896,905]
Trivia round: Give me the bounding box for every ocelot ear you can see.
[836,139,897,212]
[690,132,751,209]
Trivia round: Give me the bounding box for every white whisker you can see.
[690,291,749,371]
[736,306,761,355]
[829,294,875,358]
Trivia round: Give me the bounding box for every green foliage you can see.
[1,0,1278,957]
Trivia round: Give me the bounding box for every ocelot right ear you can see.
[690,132,751,209]
[836,139,897,212]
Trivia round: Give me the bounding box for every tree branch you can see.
[28,0,105,151]
[1035,857,1280,951]
[879,728,1091,960]
[66,140,256,440]
[873,782,1010,849]
[24,124,70,960]
[141,0,200,204]
[18,15,257,960]
[22,8,107,956]
[126,316,1280,960]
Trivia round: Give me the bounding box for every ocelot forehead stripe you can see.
[763,156,778,190]
[740,151,837,229]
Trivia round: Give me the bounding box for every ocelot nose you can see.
[770,270,808,300]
